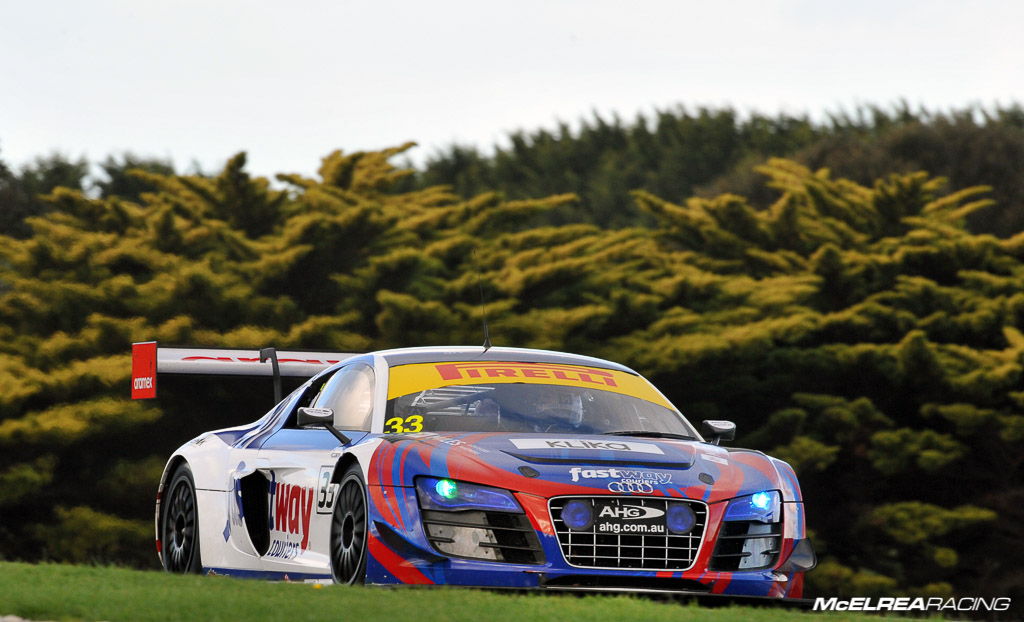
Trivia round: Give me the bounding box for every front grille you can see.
[550,496,707,570]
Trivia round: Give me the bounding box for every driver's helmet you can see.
[532,388,584,427]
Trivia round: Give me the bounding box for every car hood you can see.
[370,432,798,504]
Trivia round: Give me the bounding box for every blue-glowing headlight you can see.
[560,500,594,531]
[751,491,771,509]
[665,503,697,534]
[416,477,522,513]
[723,490,781,523]
[435,479,458,499]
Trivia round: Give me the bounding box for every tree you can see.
[0,148,1020,603]
[0,151,89,237]
[94,154,176,201]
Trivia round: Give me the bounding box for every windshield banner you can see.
[387,361,674,409]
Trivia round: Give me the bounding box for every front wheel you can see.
[161,463,202,573]
[330,464,368,584]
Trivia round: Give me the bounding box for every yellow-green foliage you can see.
[0,147,1021,600]
[41,506,152,566]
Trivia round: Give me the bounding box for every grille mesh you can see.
[549,496,707,570]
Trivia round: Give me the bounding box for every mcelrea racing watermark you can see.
[813,596,1011,613]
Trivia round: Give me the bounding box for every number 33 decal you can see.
[384,415,424,433]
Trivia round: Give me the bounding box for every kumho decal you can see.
[270,483,314,550]
[434,363,618,387]
[511,438,665,455]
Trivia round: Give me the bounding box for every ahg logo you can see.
[597,505,665,520]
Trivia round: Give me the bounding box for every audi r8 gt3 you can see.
[138,344,815,597]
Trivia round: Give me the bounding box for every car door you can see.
[256,363,375,577]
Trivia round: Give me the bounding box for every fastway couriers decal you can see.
[269,482,315,558]
[569,467,672,493]
[387,361,674,409]
[511,438,664,455]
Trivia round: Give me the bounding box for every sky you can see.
[2,0,1023,179]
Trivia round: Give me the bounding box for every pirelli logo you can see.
[433,363,618,387]
[387,360,674,409]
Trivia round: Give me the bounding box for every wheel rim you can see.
[331,477,367,584]
[164,478,197,572]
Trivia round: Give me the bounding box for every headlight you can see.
[560,499,594,530]
[416,477,522,513]
[666,502,698,534]
[711,490,784,571]
[723,490,781,523]
[415,477,543,564]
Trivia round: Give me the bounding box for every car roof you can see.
[372,346,638,374]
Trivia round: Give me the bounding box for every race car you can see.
[135,343,815,597]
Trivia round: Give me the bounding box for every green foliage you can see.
[40,506,152,566]
[95,154,176,201]
[867,501,996,545]
[0,144,1021,605]
[806,560,901,599]
[0,151,89,237]
[868,428,964,475]
[0,148,179,238]
[405,103,1024,237]
[0,455,55,505]
[769,436,839,474]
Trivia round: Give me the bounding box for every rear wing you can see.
[131,341,359,401]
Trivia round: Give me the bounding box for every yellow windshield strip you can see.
[386,361,674,409]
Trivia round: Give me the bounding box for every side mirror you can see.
[701,420,736,445]
[297,407,334,428]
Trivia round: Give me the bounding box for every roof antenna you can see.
[479,280,492,352]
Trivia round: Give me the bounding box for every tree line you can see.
[0,106,1019,602]
[6,104,1024,238]
[0,144,1022,603]
[400,103,1024,237]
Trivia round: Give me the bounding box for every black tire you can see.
[161,463,202,573]
[330,464,368,584]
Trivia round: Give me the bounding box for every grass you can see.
[0,562,897,622]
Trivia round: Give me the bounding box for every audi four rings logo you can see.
[607,481,655,493]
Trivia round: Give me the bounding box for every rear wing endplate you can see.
[131,341,358,400]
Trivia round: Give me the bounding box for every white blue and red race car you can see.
[135,344,815,597]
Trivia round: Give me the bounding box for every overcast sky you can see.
[2,0,1022,179]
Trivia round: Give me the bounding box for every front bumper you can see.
[364,484,810,598]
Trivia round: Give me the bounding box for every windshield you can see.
[384,361,697,437]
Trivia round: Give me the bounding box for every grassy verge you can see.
[0,562,895,622]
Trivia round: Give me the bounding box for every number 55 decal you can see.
[316,465,337,515]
